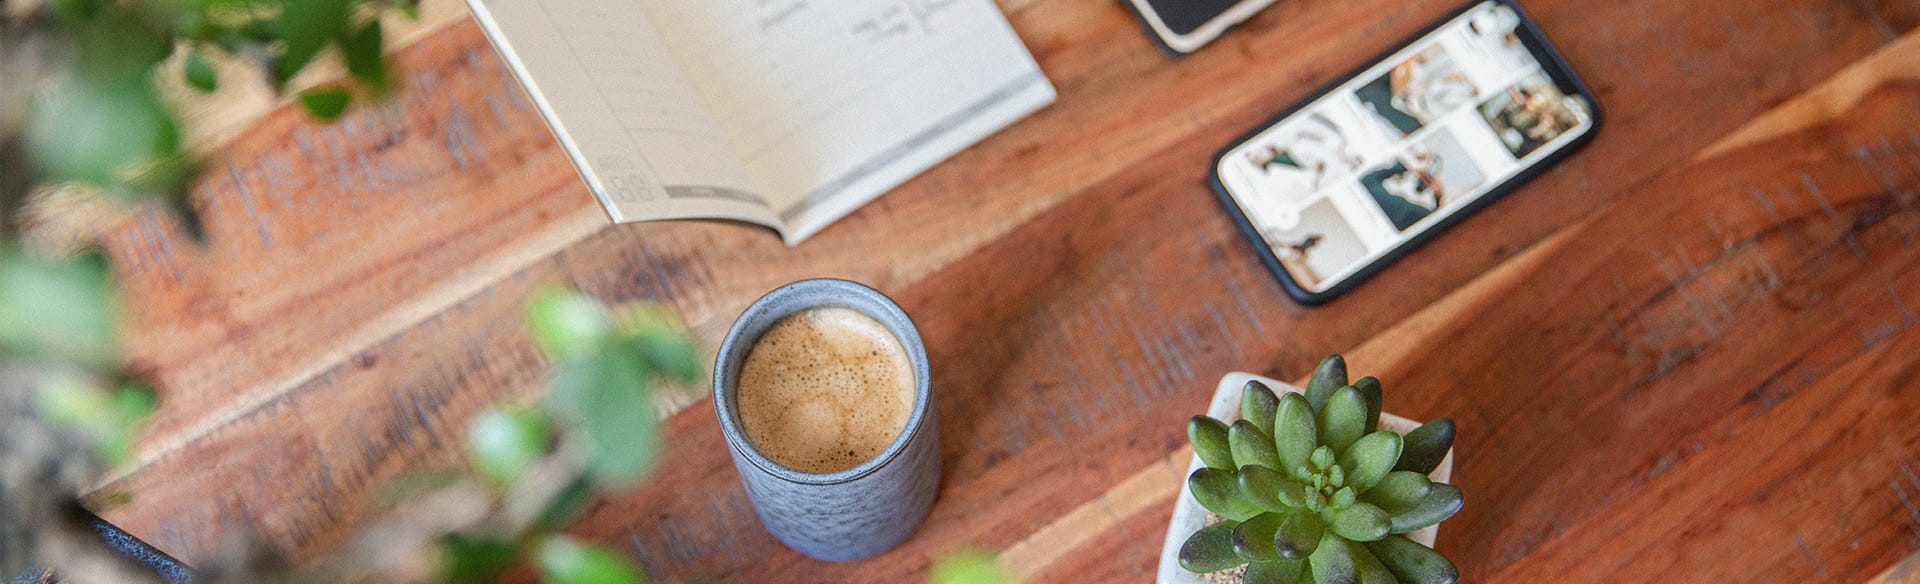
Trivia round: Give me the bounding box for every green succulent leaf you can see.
[1323,501,1390,542]
[1352,376,1383,434]
[1329,486,1356,509]
[1318,386,1368,454]
[1361,471,1433,515]
[1310,446,1336,472]
[1338,431,1403,493]
[1233,512,1287,561]
[536,536,647,584]
[1350,540,1398,584]
[1245,558,1307,584]
[1364,536,1460,584]
[466,407,551,486]
[1305,356,1348,413]
[1188,416,1235,470]
[184,47,219,92]
[1242,380,1280,434]
[1191,468,1264,521]
[1179,520,1244,573]
[1275,512,1324,560]
[1273,393,1319,476]
[1328,465,1346,489]
[1395,418,1456,475]
[1240,465,1310,511]
[1308,532,1357,584]
[1390,484,1464,534]
[1230,420,1282,471]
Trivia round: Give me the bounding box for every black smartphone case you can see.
[1207,0,1602,305]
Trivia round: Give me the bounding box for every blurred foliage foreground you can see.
[0,1,1021,582]
[0,0,709,580]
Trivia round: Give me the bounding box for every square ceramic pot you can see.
[1155,372,1455,584]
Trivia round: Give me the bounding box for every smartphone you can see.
[1210,0,1600,304]
[1123,0,1279,55]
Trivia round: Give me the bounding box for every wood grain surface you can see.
[88,0,1920,581]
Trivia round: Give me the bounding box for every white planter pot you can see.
[1155,372,1456,584]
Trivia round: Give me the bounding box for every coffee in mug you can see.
[736,307,914,473]
[713,279,939,561]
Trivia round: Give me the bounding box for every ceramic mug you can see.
[711,279,940,561]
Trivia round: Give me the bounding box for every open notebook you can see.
[465,0,1057,244]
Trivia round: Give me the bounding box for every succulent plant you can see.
[1178,356,1463,584]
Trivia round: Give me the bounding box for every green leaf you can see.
[1350,541,1398,584]
[1242,380,1280,434]
[1310,446,1336,472]
[185,47,219,92]
[1233,512,1287,561]
[0,251,119,367]
[929,550,1016,584]
[526,288,612,362]
[1275,511,1324,560]
[344,21,388,92]
[1395,418,1455,475]
[1304,355,1347,414]
[615,304,702,384]
[1272,392,1317,478]
[1352,377,1382,434]
[577,355,658,486]
[1328,486,1356,509]
[466,408,550,486]
[1239,465,1309,511]
[26,75,180,190]
[439,533,520,584]
[536,536,647,584]
[1308,532,1357,584]
[1179,520,1244,573]
[1389,484,1464,534]
[1244,559,1307,584]
[276,0,349,83]
[1323,502,1390,542]
[1189,416,1235,470]
[1361,471,1432,515]
[1230,420,1281,471]
[1338,431,1402,493]
[1364,536,1459,584]
[536,475,595,530]
[1318,387,1368,454]
[1190,468,1263,521]
[297,87,352,121]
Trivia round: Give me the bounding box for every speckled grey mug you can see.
[713,279,940,562]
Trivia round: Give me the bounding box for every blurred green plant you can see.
[0,3,1019,581]
[1,0,419,466]
[1178,356,1463,584]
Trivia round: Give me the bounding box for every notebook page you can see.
[465,0,782,230]
[637,0,1056,243]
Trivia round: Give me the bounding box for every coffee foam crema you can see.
[737,307,915,474]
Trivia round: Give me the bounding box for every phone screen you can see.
[1215,1,1595,296]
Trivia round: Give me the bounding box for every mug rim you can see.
[712,278,932,485]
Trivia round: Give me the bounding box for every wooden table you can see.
[87,0,1920,581]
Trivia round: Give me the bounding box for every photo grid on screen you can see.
[1217,1,1592,292]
